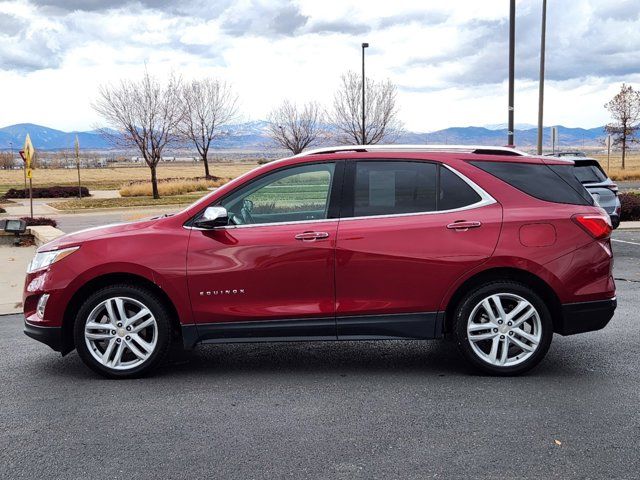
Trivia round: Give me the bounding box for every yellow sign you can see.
[23,134,34,169]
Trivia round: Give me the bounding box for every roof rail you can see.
[294,144,527,157]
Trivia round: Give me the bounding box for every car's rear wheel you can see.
[452,281,553,375]
[74,284,171,378]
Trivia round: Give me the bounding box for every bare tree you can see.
[604,83,640,170]
[0,152,14,170]
[93,70,182,198]
[267,100,323,155]
[179,78,238,178]
[328,71,402,145]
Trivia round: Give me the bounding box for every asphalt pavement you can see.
[1,234,639,479]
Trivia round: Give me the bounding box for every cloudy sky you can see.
[0,0,639,132]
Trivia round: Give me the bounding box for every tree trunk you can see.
[622,133,627,170]
[150,163,160,199]
[202,151,211,179]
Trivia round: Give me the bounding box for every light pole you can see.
[361,42,369,145]
[507,0,515,147]
[537,0,547,155]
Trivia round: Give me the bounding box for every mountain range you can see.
[0,122,608,151]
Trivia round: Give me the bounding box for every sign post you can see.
[75,135,82,199]
[20,134,35,219]
[551,126,558,154]
[605,134,612,172]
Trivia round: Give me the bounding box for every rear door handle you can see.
[295,231,330,241]
[446,221,482,231]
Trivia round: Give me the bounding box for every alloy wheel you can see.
[466,293,542,367]
[84,296,158,371]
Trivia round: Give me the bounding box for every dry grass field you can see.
[0,162,258,195]
[592,152,640,181]
[119,178,230,197]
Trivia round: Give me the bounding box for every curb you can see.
[618,222,640,231]
[28,226,65,247]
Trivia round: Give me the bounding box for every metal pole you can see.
[537,0,547,155]
[29,176,33,219]
[15,141,26,189]
[361,42,368,145]
[607,135,611,172]
[508,0,516,147]
[75,136,82,198]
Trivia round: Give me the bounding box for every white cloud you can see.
[0,0,639,132]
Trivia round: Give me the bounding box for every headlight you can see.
[27,247,79,273]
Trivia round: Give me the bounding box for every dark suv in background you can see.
[546,152,621,228]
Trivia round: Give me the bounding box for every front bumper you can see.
[557,297,617,336]
[24,320,64,352]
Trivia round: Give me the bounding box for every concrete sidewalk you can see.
[0,245,35,315]
[0,190,120,217]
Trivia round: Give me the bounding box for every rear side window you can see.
[439,167,481,210]
[352,161,483,217]
[573,161,608,184]
[355,161,437,216]
[471,161,593,206]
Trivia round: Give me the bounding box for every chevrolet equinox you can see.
[23,145,617,378]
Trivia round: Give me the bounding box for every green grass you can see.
[52,193,206,210]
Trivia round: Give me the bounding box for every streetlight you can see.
[536,0,547,155]
[507,0,515,147]
[361,42,369,145]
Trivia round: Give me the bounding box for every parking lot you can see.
[0,232,638,479]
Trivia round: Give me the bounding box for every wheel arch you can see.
[442,267,563,335]
[60,272,182,355]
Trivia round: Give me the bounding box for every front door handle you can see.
[295,231,330,241]
[446,221,482,231]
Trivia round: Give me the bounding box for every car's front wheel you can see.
[452,281,553,375]
[73,284,171,378]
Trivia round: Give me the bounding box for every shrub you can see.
[4,186,90,199]
[620,192,640,222]
[119,178,229,197]
[0,207,5,213]
[20,217,58,228]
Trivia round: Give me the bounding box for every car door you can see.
[186,161,343,341]
[334,160,502,339]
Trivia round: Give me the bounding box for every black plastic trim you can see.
[182,318,337,348]
[182,312,443,348]
[557,297,616,336]
[337,312,438,339]
[24,321,63,352]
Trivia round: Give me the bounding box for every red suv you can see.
[23,146,616,378]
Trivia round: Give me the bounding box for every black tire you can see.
[452,281,553,376]
[74,284,171,379]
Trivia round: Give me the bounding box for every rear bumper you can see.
[557,297,616,336]
[24,320,64,352]
[610,214,620,229]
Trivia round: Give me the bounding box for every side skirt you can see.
[182,312,442,348]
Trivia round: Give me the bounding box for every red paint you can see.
[23,150,615,331]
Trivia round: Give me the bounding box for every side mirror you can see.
[194,206,229,229]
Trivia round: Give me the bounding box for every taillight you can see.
[572,214,612,239]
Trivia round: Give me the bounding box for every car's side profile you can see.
[23,145,616,378]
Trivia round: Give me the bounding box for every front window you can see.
[219,163,335,225]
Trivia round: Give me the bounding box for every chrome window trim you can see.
[184,163,496,230]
